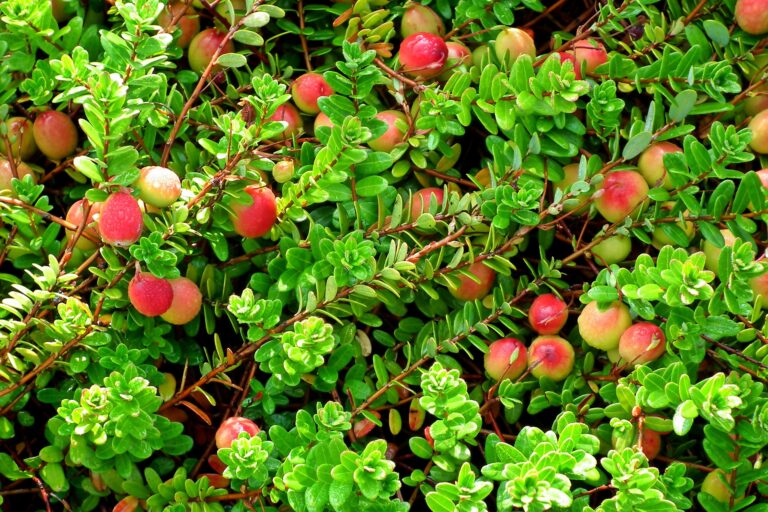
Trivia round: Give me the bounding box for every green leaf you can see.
[233,30,264,46]
[73,156,103,182]
[215,53,247,68]
[409,437,433,459]
[669,90,698,122]
[355,176,388,197]
[328,480,352,510]
[703,20,729,47]
[623,131,652,160]
[0,453,29,480]
[425,492,455,512]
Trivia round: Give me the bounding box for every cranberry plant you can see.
[0,0,767,510]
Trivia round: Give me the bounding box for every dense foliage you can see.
[0,0,767,510]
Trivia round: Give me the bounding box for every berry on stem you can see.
[702,228,737,273]
[134,166,182,208]
[268,103,304,140]
[438,41,472,81]
[527,335,575,382]
[591,234,632,266]
[578,300,632,351]
[161,277,203,325]
[33,110,78,161]
[748,109,768,153]
[555,163,591,213]
[128,268,173,317]
[314,112,334,132]
[215,416,260,449]
[398,32,448,79]
[637,142,681,189]
[557,51,581,79]
[701,469,734,503]
[528,293,568,335]
[368,110,408,152]
[230,185,278,238]
[65,199,100,250]
[0,159,36,192]
[641,427,662,460]
[188,28,235,74]
[485,338,528,381]
[409,187,444,220]
[495,27,536,65]
[98,191,144,247]
[401,3,444,38]
[594,170,649,223]
[618,322,666,366]
[735,0,768,35]
[572,39,608,75]
[449,261,496,301]
[744,85,768,116]
[272,160,295,183]
[291,73,334,114]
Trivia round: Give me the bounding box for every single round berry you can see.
[215,0,247,25]
[527,335,576,382]
[528,294,569,335]
[591,235,632,266]
[744,85,768,116]
[485,338,528,381]
[735,0,768,35]
[573,39,608,75]
[637,142,681,189]
[215,416,261,449]
[188,28,235,74]
[618,322,666,366]
[557,51,581,79]
[291,73,334,114]
[98,191,144,247]
[128,271,173,317]
[268,103,304,140]
[314,112,334,132]
[272,160,295,183]
[369,110,408,152]
[158,372,176,402]
[134,166,182,208]
[578,300,632,351]
[472,45,491,67]
[0,159,36,192]
[555,163,591,213]
[701,469,734,503]
[449,261,496,301]
[410,187,444,220]
[398,32,448,79]
[495,27,536,65]
[594,170,649,223]
[161,277,203,325]
[748,109,768,154]
[702,228,737,273]
[65,199,100,250]
[401,3,444,38]
[230,185,278,238]
[641,428,662,460]
[438,41,473,80]
[33,110,78,161]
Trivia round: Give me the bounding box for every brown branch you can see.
[161,2,264,166]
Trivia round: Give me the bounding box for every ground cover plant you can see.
[0,0,767,510]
